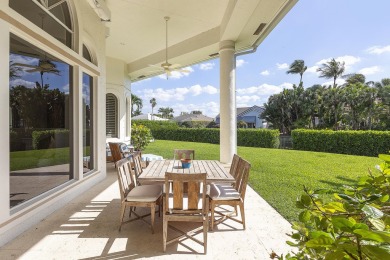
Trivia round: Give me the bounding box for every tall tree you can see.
[131,94,143,117]
[150,97,156,120]
[317,58,345,88]
[286,60,307,86]
[158,107,174,119]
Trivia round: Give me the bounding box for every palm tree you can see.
[150,97,156,120]
[317,58,345,88]
[286,60,307,86]
[131,94,143,117]
[158,107,174,118]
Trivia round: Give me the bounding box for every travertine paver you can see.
[0,163,293,259]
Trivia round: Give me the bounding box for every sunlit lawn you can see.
[144,140,381,222]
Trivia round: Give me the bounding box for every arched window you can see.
[106,94,118,138]
[9,0,73,48]
[82,44,97,66]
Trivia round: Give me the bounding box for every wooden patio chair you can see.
[163,172,209,254]
[173,149,195,160]
[115,158,162,233]
[209,157,251,231]
[109,142,131,167]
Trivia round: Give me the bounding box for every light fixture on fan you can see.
[148,16,190,79]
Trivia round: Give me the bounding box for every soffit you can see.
[104,0,297,81]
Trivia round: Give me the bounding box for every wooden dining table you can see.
[138,159,235,184]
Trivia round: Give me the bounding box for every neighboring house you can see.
[215,105,266,128]
[172,112,214,127]
[132,113,168,121]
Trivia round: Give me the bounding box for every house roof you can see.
[172,113,214,123]
[102,0,298,81]
[215,105,264,118]
[132,113,168,121]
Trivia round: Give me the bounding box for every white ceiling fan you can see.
[149,16,190,79]
[13,14,60,76]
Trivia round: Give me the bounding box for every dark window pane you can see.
[9,0,73,48]
[83,73,94,173]
[9,33,73,208]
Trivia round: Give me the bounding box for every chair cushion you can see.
[209,183,240,200]
[126,184,162,202]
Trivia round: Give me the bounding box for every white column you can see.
[219,40,236,163]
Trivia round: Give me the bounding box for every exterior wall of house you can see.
[106,57,132,143]
[0,0,109,246]
[241,109,264,128]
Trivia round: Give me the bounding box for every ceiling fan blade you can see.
[13,63,37,69]
[148,64,163,69]
[170,64,181,69]
[26,68,41,73]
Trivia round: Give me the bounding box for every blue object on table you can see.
[181,159,192,169]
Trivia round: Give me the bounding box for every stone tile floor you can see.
[0,163,293,259]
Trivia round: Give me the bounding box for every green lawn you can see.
[144,140,381,222]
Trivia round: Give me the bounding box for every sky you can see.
[132,0,390,118]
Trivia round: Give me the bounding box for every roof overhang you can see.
[103,0,298,81]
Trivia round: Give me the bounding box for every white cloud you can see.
[199,62,215,70]
[237,82,292,96]
[236,59,247,68]
[358,66,382,75]
[10,54,38,66]
[260,70,270,76]
[236,95,261,103]
[321,78,346,87]
[158,66,194,79]
[306,65,319,74]
[277,63,289,70]
[141,84,218,102]
[170,102,219,117]
[316,55,361,72]
[366,45,390,55]
[9,79,36,88]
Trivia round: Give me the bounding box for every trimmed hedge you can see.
[151,128,280,148]
[131,120,178,130]
[292,129,390,156]
[32,129,70,150]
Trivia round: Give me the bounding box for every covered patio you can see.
[0,163,292,259]
[1,0,298,254]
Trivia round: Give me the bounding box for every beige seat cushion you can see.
[126,184,162,202]
[209,183,240,200]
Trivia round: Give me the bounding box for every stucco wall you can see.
[0,0,110,246]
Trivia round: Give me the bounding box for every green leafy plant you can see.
[292,129,390,156]
[131,123,153,151]
[273,153,390,259]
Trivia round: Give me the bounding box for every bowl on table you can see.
[180,159,192,169]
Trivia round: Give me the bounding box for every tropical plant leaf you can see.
[362,205,384,219]
[354,229,390,243]
[361,245,390,260]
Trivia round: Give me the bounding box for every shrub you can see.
[273,153,390,260]
[151,128,280,148]
[292,129,390,157]
[32,129,70,150]
[238,129,280,148]
[131,123,153,151]
[131,120,178,131]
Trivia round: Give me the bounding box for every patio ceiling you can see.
[104,0,298,81]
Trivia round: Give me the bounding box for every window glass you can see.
[83,45,93,63]
[82,73,93,173]
[9,0,73,48]
[9,33,73,208]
